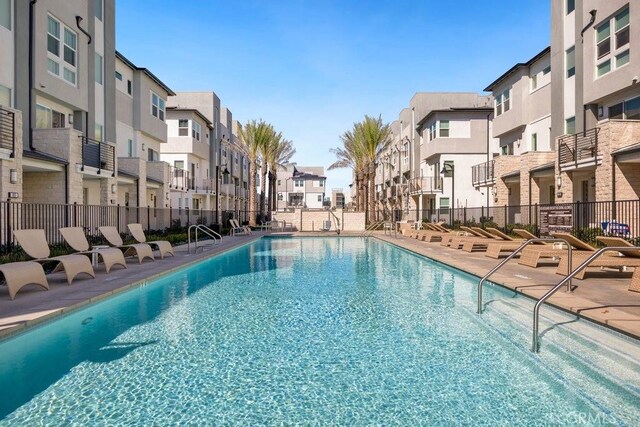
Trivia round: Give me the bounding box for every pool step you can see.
[480,298,640,414]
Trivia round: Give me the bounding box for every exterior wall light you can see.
[9,169,18,184]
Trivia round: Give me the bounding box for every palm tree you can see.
[358,115,391,222]
[267,139,295,212]
[258,125,280,219]
[238,119,272,227]
[328,127,366,212]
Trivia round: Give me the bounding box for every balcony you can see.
[407,177,442,195]
[80,136,115,176]
[0,106,15,157]
[169,166,191,190]
[193,177,214,193]
[471,160,495,187]
[558,127,601,171]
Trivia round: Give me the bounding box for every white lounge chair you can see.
[13,229,95,285]
[230,219,251,236]
[60,227,127,273]
[99,226,155,264]
[127,224,174,259]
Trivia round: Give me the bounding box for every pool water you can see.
[0,237,639,425]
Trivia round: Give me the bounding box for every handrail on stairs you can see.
[188,224,222,253]
[531,246,640,352]
[477,238,573,316]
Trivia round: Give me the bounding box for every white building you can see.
[275,165,326,210]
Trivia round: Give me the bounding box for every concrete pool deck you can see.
[1,231,639,343]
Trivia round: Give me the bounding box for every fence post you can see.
[504,204,508,231]
[186,207,190,227]
[463,207,467,226]
[117,204,121,232]
[147,206,151,232]
[6,199,11,252]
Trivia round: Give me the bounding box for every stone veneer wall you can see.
[0,107,24,202]
[272,209,366,231]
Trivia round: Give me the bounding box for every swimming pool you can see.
[0,237,638,424]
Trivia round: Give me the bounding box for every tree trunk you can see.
[260,159,268,220]
[248,159,257,227]
[268,170,276,214]
[368,165,376,225]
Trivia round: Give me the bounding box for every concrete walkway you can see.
[374,232,640,340]
[0,232,264,338]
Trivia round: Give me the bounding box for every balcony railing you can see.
[407,177,442,194]
[0,106,15,157]
[194,177,214,193]
[80,136,115,176]
[472,160,495,186]
[558,127,600,169]
[170,166,191,190]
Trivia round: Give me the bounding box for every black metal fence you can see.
[80,136,115,175]
[376,199,640,240]
[0,201,266,254]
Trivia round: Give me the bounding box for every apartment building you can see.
[331,188,346,209]
[114,52,173,209]
[475,47,555,220]
[167,93,250,222]
[276,165,326,210]
[551,0,640,205]
[162,107,213,210]
[375,93,494,221]
[0,0,117,205]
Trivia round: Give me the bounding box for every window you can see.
[0,84,10,107]
[610,97,640,120]
[47,15,77,85]
[127,139,133,157]
[428,122,436,140]
[531,133,538,151]
[174,160,184,169]
[439,197,450,209]
[178,119,189,136]
[542,65,551,75]
[626,97,640,120]
[495,89,510,116]
[35,104,65,129]
[147,148,158,161]
[566,0,574,14]
[501,143,514,155]
[565,46,575,78]
[439,120,450,138]
[317,195,322,202]
[95,124,103,142]
[565,117,576,135]
[442,160,454,177]
[0,0,11,30]
[277,193,283,201]
[294,179,303,187]
[95,53,103,84]
[319,180,324,187]
[192,121,201,140]
[115,71,123,81]
[531,74,538,90]
[95,0,102,20]
[127,80,132,95]
[609,103,623,119]
[151,91,165,121]
[595,7,630,78]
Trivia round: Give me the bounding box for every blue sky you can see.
[116,1,550,195]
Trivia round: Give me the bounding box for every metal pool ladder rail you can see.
[360,220,384,237]
[188,224,222,253]
[532,246,640,352]
[477,238,573,314]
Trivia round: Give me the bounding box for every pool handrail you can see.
[360,220,384,237]
[477,237,573,315]
[188,224,222,253]
[532,246,640,352]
